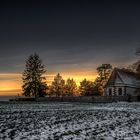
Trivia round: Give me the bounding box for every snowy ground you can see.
[0,102,140,140]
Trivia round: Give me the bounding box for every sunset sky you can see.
[0,1,139,95]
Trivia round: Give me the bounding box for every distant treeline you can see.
[22,53,140,97]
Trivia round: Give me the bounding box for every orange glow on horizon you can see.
[61,73,97,86]
[0,71,98,96]
[0,90,22,96]
[0,73,22,96]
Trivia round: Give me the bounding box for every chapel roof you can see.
[105,68,140,87]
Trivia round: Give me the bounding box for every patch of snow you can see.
[0,102,140,139]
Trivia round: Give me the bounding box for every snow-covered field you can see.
[0,102,140,140]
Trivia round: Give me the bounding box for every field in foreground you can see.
[0,102,140,140]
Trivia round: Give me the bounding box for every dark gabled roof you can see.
[105,68,140,87]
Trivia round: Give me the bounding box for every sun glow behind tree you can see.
[0,71,97,96]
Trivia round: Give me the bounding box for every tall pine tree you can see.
[22,53,47,98]
[94,64,112,96]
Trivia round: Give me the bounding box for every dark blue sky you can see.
[0,1,139,73]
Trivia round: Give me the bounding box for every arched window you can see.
[109,88,112,96]
[118,88,123,96]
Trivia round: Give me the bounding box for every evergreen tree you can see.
[22,53,47,98]
[50,73,65,96]
[79,79,94,96]
[94,64,112,95]
[65,78,77,96]
[97,64,112,80]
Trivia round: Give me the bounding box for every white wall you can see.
[126,87,138,96]
[105,86,138,96]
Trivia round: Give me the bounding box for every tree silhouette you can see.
[97,64,112,80]
[49,73,65,96]
[79,79,94,96]
[22,53,47,98]
[134,49,140,73]
[127,60,140,73]
[65,78,77,96]
[136,48,140,56]
[126,48,140,74]
[94,64,112,95]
